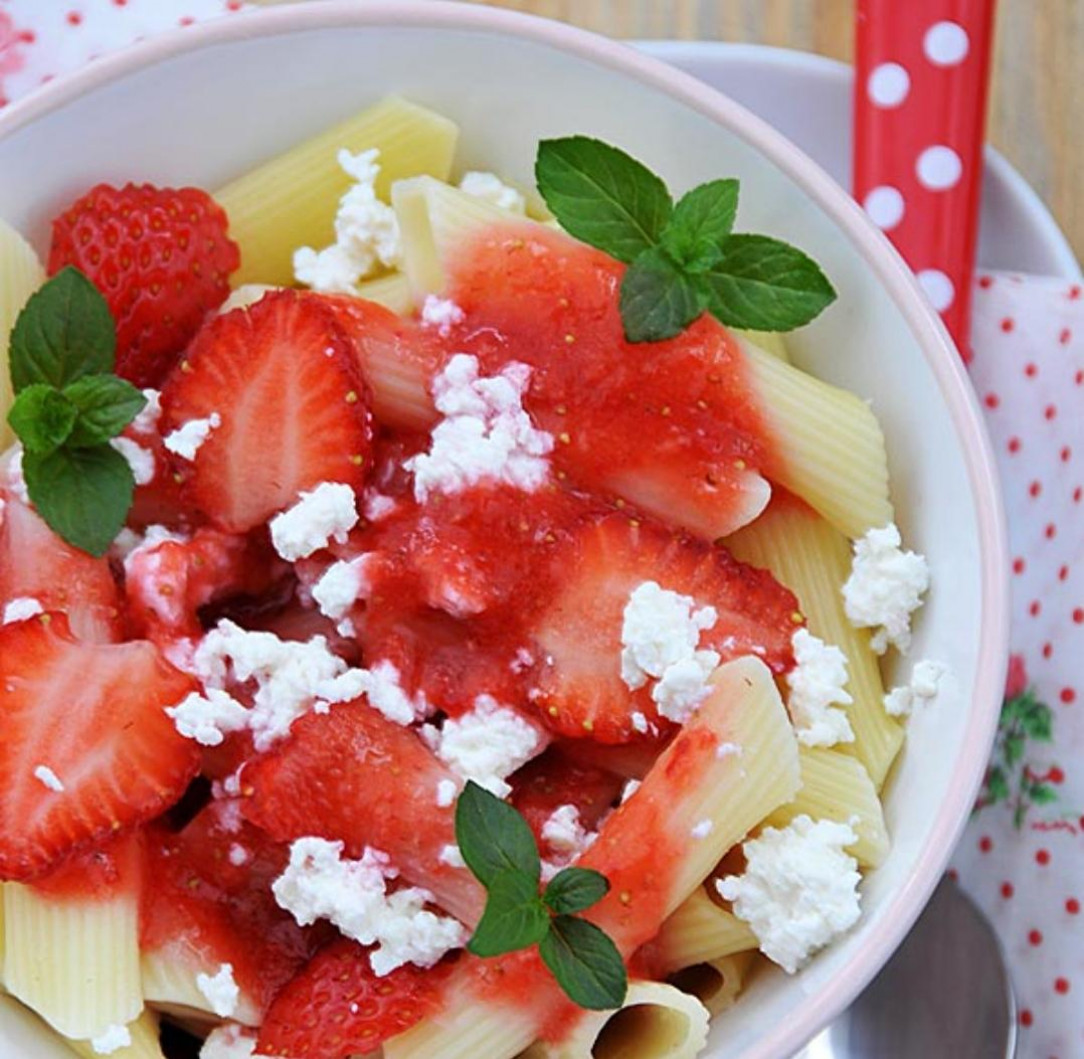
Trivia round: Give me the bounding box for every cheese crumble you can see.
[785,629,855,747]
[163,413,221,461]
[269,482,359,562]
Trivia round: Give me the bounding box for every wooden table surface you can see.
[457,0,1084,267]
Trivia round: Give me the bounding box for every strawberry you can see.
[0,491,124,643]
[30,830,144,902]
[47,183,239,387]
[0,615,200,880]
[526,512,801,743]
[160,291,373,533]
[256,937,452,1059]
[123,526,283,641]
[510,749,624,850]
[243,704,485,927]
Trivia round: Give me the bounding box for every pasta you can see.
[764,747,891,868]
[520,980,710,1059]
[726,492,904,789]
[66,1011,164,1059]
[140,947,259,1028]
[0,216,46,447]
[667,952,757,1017]
[2,880,142,1039]
[217,96,459,286]
[654,884,757,973]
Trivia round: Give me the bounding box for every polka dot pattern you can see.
[953,272,1084,1059]
[854,4,995,349]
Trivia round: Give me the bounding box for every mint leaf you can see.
[23,445,133,557]
[7,384,77,455]
[9,267,115,393]
[539,915,627,1011]
[660,179,739,272]
[543,868,610,915]
[64,375,146,448]
[455,781,541,887]
[467,870,551,958]
[700,234,837,331]
[619,247,705,343]
[536,137,672,264]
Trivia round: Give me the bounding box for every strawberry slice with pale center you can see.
[160,290,373,533]
[256,937,454,1059]
[0,615,200,881]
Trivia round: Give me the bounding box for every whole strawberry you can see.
[48,183,240,387]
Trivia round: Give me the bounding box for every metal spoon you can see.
[795,877,1016,1058]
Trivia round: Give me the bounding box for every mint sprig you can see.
[6,267,145,556]
[455,781,626,1010]
[536,136,836,342]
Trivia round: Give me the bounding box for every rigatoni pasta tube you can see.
[668,952,757,1017]
[655,884,757,973]
[66,1011,164,1059]
[0,217,46,447]
[764,747,890,868]
[217,96,459,286]
[385,657,800,1059]
[726,491,903,789]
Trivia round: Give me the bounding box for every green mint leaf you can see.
[23,445,133,557]
[467,870,551,958]
[64,375,146,448]
[619,246,705,343]
[455,781,541,888]
[660,179,739,272]
[1030,784,1058,806]
[9,267,115,393]
[539,915,627,1011]
[536,136,672,264]
[543,868,610,915]
[701,234,837,331]
[7,384,77,455]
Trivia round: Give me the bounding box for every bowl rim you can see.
[0,4,1010,1057]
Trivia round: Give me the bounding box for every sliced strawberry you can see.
[124,526,283,641]
[29,829,144,903]
[0,492,124,643]
[123,424,194,532]
[256,937,453,1059]
[510,749,624,850]
[48,183,239,388]
[0,616,199,880]
[160,291,373,532]
[527,512,801,743]
[243,703,485,926]
[141,802,326,1023]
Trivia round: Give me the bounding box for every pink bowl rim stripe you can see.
[0,4,1010,1057]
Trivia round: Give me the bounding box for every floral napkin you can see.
[1,3,1081,1056]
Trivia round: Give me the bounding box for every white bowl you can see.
[0,4,1009,1057]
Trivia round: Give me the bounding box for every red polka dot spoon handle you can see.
[853,1,997,357]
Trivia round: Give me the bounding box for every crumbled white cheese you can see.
[420,695,545,798]
[620,581,720,724]
[3,446,29,503]
[620,779,642,803]
[166,688,251,747]
[691,819,714,840]
[406,354,553,502]
[3,596,43,624]
[293,148,400,293]
[192,620,366,750]
[91,1024,132,1055]
[362,491,398,522]
[630,711,649,734]
[717,815,861,974]
[220,284,278,315]
[436,779,459,808]
[842,524,930,654]
[541,804,595,857]
[163,413,221,461]
[785,629,855,748]
[217,798,244,834]
[421,295,466,336]
[196,962,240,1018]
[884,659,948,717]
[228,843,249,867]
[716,741,743,760]
[269,482,359,562]
[273,837,467,976]
[199,1024,262,1059]
[110,435,155,485]
[459,171,528,214]
[131,389,162,435]
[113,524,186,570]
[439,844,465,869]
[359,659,429,726]
[32,765,64,792]
[312,555,372,622]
